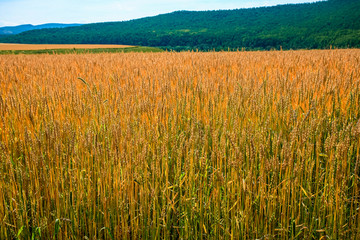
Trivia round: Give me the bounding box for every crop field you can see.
[0,50,360,239]
[0,44,164,55]
[0,44,133,51]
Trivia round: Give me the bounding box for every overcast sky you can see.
[0,0,321,27]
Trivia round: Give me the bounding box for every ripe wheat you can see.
[0,50,359,239]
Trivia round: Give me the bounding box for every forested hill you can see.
[1,0,359,50]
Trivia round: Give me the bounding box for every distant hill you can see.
[1,0,359,50]
[0,23,82,35]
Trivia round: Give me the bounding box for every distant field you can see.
[0,43,132,50]
[0,44,163,54]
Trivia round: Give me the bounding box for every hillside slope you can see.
[1,0,359,50]
[0,23,82,35]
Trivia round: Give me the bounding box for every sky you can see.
[0,0,321,27]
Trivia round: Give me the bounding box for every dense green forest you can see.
[1,0,359,50]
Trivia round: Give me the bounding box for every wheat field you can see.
[0,43,132,51]
[0,50,359,239]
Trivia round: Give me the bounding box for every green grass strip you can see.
[0,46,163,55]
